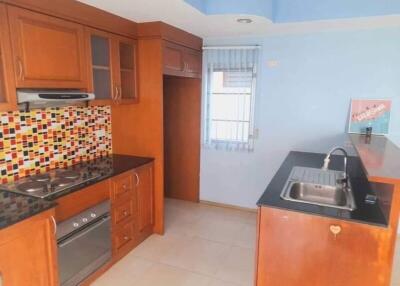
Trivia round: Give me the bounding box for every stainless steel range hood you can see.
[17,90,95,111]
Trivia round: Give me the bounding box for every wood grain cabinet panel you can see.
[7,6,87,89]
[0,210,58,286]
[182,49,202,77]
[135,164,154,235]
[111,171,134,200]
[0,3,17,111]
[113,199,135,225]
[113,220,135,252]
[256,207,393,286]
[163,42,202,78]
[164,43,183,73]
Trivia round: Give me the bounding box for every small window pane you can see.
[91,35,110,67]
[119,42,134,70]
[93,69,111,99]
[209,71,253,143]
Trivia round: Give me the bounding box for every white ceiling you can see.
[78,0,400,39]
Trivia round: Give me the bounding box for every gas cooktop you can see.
[0,166,104,199]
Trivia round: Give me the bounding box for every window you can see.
[203,47,259,151]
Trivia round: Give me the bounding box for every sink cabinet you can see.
[256,206,393,286]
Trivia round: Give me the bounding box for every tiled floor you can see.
[94,198,400,286]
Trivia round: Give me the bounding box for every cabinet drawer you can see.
[113,221,135,251]
[113,199,134,225]
[112,172,133,200]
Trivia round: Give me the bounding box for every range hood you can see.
[17,90,95,111]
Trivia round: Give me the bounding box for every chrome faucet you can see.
[322,147,348,184]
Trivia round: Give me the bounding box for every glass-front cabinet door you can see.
[87,29,115,104]
[114,37,138,104]
[87,29,137,105]
[0,3,17,111]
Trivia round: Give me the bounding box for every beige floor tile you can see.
[133,263,211,286]
[214,245,255,286]
[207,278,243,286]
[199,204,256,226]
[131,232,186,262]
[232,223,257,249]
[160,235,231,276]
[190,217,246,244]
[92,256,154,286]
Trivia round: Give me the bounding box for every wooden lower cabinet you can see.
[135,163,154,238]
[0,209,58,286]
[256,207,393,286]
[110,162,154,258]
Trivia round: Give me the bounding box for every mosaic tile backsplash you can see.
[0,106,112,183]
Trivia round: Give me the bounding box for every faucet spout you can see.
[322,147,348,182]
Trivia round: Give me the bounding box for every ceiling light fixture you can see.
[237,18,253,24]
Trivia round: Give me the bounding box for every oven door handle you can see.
[58,215,110,248]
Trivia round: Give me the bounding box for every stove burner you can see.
[57,170,80,180]
[30,174,51,182]
[51,178,75,188]
[17,181,46,193]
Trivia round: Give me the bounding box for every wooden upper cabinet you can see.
[114,36,138,104]
[183,50,202,76]
[87,28,137,105]
[164,42,183,73]
[7,6,87,89]
[0,3,17,111]
[163,41,202,78]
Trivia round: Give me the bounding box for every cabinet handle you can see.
[114,86,119,101]
[122,184,127,190]
[51,216,57,235]
[118,86,122,101]
[134,172,140,187]
[123,210,128,216]
[123,236,129,241]
[16,58,24,80]
[329,225,341,239]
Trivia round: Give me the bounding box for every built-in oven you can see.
[56,200,111,286]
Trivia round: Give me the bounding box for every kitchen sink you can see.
[280,167,356,211]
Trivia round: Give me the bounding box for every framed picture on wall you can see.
[348,99,392,135]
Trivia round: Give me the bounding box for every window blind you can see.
[203,47,259,151]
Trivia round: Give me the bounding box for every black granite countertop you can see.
[257,151,388,227]
[45,154,154,200]
[0,154,154,229]
[0,191,55,229]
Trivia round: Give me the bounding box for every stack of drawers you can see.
[110,171,137,258]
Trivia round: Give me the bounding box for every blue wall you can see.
[185,0,400,23]
[201,27,400,208]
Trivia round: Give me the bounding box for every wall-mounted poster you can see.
[348,99,391,135]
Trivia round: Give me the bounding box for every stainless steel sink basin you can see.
[280,167,356,211]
